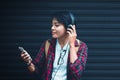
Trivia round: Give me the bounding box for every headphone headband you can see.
[68,12,75,27]
[69,12,75,25]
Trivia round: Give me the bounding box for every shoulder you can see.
[45,38,57,45]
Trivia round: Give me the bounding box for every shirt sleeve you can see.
[69,42,88,79]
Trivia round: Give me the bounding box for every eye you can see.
[55,25,59,27]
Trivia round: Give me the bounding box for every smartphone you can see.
[18,46,25,52]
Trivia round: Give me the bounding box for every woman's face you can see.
[51,18,66,38]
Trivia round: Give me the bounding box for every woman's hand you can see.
[67,25,77,47]
[67,25,78,63]
[20,50,35,72]
[20,50,32,65]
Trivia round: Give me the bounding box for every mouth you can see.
[52,32,56,35]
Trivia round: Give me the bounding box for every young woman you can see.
[20,11,88,80]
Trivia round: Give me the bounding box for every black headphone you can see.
[68,12,75,28]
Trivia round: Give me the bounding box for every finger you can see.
[23,53,29,58]
[21,53,25,57]
[67,30,72,36]
[72,25,76,33]
[67,29,72,34]
[21,51,28,55]
[21,51,25,55]
[24,56,30,61]
[21,52,27,57]
[21,53,29,60]
[67,28,73,34]
[23,55,29,61]
[68,25,74,31]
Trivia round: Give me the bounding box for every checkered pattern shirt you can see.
[32,38,88,80]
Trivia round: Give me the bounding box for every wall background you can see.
[1,0,120,80]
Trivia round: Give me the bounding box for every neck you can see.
[58,34,69,48]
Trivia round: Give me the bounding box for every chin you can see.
[52,35,58,38]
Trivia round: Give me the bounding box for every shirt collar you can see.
[56,39,69,50]
[50,38,80,47]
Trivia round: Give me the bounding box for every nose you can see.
[51,25,55,30]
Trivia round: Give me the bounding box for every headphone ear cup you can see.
[68,24,74,30]
[68,24,72,29]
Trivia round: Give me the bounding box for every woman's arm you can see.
[67,25,88,79]
[69,42,88,79]
[69,45,78,63]
[20,41,46,73]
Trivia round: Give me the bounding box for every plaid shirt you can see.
[32,38,88,80]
